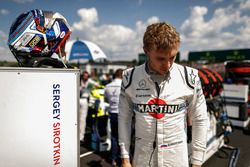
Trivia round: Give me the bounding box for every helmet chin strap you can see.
[58,46,68,68]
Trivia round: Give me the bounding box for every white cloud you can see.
[71,8,159,61]
[180,6,208,38]
[179,3,249,60]
[0,30,15,61]
[239,0,250,10]
[0,46,14,61]
[12,0,33,3]
[0,9,9,16]
[72,8,98,31]
[0,30,7,42]
[237,15,250,47]
[70,3,250,61]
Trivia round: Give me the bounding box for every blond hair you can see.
[143,22,180,51]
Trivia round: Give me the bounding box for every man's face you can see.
[83,73,89,81]
[145,48,178,75]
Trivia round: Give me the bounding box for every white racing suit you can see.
[118,63,208,167]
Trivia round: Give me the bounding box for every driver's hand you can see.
[121,158,132,167]
[192,165,201,167]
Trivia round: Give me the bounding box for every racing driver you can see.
[118,22,208,167]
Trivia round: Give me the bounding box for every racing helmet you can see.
[8,9,71,67]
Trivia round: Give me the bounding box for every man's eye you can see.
[170,56,175,61]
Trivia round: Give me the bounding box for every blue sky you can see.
[0,0,250,61]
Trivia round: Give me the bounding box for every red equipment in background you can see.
[198,68,223,98]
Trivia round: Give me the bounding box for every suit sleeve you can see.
[187,70,208,166]
[118,69,134,159]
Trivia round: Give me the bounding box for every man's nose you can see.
[162,60,170,68]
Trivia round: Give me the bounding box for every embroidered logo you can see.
[190,70,196,84]
[138,79,146,88]
[133,98,186,119]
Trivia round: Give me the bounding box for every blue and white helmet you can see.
[8,9,71,67]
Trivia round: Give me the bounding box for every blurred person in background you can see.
[79,71,99,144]
[104,69,123,166]
[100,73,112,86]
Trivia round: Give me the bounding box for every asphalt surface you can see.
[80,127,250,167]
[203,127,250,167]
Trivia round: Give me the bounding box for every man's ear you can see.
[143,47,148,55]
